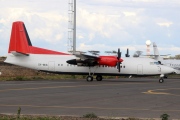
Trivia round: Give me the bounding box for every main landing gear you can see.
[86,75,103,82]
[86,67,103,82]
[86,76,93,82]
[96,75,103,81]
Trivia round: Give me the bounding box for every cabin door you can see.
[137,64,143,75]
[49,61,55,71]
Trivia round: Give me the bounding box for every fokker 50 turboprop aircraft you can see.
[5,21,175,83]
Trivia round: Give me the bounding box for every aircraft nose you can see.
[161,66,175,74]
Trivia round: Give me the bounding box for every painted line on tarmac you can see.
[143,88,180,96]
[1,104,180,112]
[0,104,151,111]
[142,89,171,95]
[0,81,78,86]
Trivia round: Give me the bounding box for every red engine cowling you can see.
[97,56,123,67]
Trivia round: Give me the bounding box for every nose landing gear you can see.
[159,78,164,83]
[159,74,164,83]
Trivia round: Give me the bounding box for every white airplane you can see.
[153,42,180,74]
[4,21,175,83]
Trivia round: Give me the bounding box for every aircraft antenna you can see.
[68,0,76,54]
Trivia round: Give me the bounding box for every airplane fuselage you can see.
[5,53,174,76]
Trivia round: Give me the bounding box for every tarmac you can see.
[0,78,180,119]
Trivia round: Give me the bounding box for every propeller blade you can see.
[118,48,120,60]
[117,48,121,72]
[118,62,120,72]
[125,48,130,57]
[117,62,121,72]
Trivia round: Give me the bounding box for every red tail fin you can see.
[8,21,69,55]
[8,21,32,54]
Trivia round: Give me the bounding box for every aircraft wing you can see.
[74,52,99,60]
[66,49,123,72]
[67,52,99,66]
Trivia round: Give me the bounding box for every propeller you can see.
[125,48,130,57]
[117,48,122,72]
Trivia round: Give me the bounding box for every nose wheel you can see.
[159,78,164,83]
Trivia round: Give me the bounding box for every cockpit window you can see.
[154,62,160,65]
[150,62,160,65]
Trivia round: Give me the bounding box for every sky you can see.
[0,0,180,56]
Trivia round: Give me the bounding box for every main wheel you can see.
[96,75,102,81]
[159,78,164,83]
[86,76,93,82]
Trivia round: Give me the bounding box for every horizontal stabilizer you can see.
[11,51,29,56]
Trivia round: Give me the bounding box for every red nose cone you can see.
[119,58,123,62]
